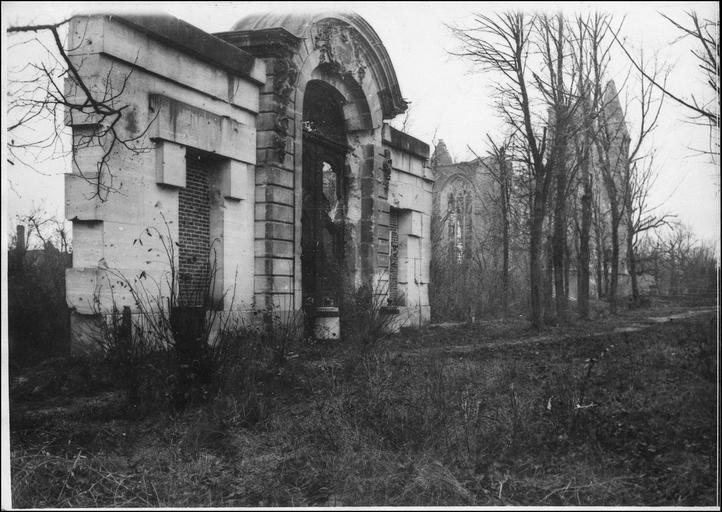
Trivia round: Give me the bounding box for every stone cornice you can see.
[215,27,302,59]
[99,14,264,84]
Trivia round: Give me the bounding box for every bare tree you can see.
[651,222,715,297]
[624,152,674,305]
[473,134,514,317]
[568,13,618,319]
[614,11,719,161]
[7,17,155,201]
[15,207,72,253]
[591,185,609,299]
[588,39,666,314]
[451,12,563,327]
[532,14,574,321]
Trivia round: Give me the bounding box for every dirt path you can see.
[394,306,717,358]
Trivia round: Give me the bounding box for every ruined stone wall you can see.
[64,15,265,352]
[384,126,433,325]
[66,12,433,348]
[219,14,433,327]
[432,156,502,259]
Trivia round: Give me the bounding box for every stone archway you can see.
[219,12,409,317]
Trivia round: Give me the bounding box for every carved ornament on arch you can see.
[312,19,368,84]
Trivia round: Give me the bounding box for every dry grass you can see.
[9,310,718,507]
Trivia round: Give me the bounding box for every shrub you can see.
[7,241,72,366]
[258,298,304,365]
[97,216,247,411]
[341,276,398,352]
[92,303,168,407]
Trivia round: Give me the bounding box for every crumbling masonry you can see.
[64,11,433,351]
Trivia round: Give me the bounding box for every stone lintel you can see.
[149,94,256,164]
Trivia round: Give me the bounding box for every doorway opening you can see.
[301,80,349,323]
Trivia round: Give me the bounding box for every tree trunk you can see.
[544,235,555,321]
[670,251,679,295]
[564,239,570,299]
[601,251,611,298]
[653,249,661,294]
[592,197,606,301]
[529,191,546,328]
[578,163,592,319]
[552,161,568,320]
[608,207,620,314]
[528,146,551,329]
[595,225,605,299]
[576,118,592,318]
[626,213,639,307]
[501,177,510,318]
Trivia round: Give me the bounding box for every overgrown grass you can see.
[9,312,718,507]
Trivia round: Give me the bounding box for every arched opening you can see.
[301,80,349,318]
[446,179,474,262]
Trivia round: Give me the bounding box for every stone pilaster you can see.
[219,29,302,311]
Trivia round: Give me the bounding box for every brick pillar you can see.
[178,154,211,306]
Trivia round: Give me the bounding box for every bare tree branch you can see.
[7,17,157,201]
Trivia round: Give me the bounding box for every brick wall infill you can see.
[178,156,211,306]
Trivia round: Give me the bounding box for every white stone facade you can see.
[64,12,433,350]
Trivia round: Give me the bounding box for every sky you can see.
[2,1,720,250]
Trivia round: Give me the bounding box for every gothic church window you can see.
[446,181,473,261]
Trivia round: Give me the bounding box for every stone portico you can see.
[64,11,432,350]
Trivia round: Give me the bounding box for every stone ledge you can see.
[382,124,430,160]
[110,14,265,84]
